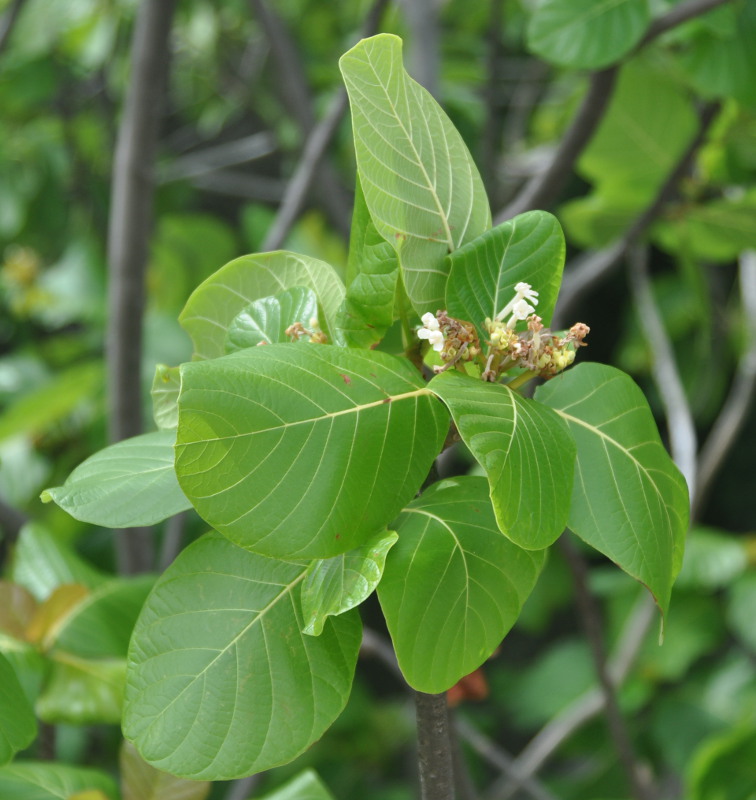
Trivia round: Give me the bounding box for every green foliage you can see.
[0,652,37,765]
[0,762,118,800]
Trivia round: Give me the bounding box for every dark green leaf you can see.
[176,344,448,558]
[225,286,319,352]
[536,363,689,616]
[379,477,545,692]
[301,530,398,636]
[429,372,575,549]
[120,740,211,800]
[446,211,565,340]
[124,532,362,779]
[340,34,490,314]
[41,431,191,528]
[0,652,37,766]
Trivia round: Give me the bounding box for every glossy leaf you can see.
[124,532,362,779]
[0,763,118,800]
[378,477,546,692]
[340,34,490,314]
[0,652,37,766]
[176,344,448,558]
[527,0,650,69]
[179,251,346,360]
[446,211,565,340]
[429,371,575,549]
[41,430,191,528]
[536,363,689,616]
[10,523,107,602]
[151,364,181,430]
[259,769,336,800]
[225,286,319,352]
[36,655,126,724]
[120,740,211,800]
[338,179,399,348]
[301,530,398,636]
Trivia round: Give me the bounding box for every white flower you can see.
[495,282,540,322]
[417,313,445,352]
[506,299,536,329]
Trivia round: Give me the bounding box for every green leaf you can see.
[0,763,118,800]
[339,34,491,314]
[120,740,211,800]
[50,576,154,660]
[578,61,698,207]
[301,530,398,636]
[10,523,107,602]
[258,769,336,800]
[123,532,362,780]
[176,344,448,558]
[446,211,565,340]
[338,179,400,349]
[536,363,689,616]
[526,0,650,69]
[378,477,546,692]
[429,372,575,549]
[36,655,126,725]
[179,251,346,360]
[151,364,181,430]
[225,287,319,352]
[0,652,37,765]
[688,726,756,800]
[41,430,191,528]
[675,527,748,590]
[727,572,756,653]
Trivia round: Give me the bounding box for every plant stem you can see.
[505,370,537,391]
[415,690,456,800]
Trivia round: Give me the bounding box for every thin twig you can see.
[639,0,733,47]
[559,537,655,800]
[694,251,756,515]
[555,102,720,325]
[0,494,27,567]
[107,0,177,574]
[496,66,618,222]
[261,0,391,251]
[628,244,698,493]
[0,0,26,56]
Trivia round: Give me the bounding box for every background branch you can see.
[0,0,26,56]
[107,0,177,574]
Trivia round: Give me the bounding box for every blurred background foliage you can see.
[0,0,755,799]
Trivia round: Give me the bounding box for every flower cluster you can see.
[285,318,328,344]
[417,310,481,370]
[495,282,540,329]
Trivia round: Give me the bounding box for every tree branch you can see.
[415,691,455,800]
[555,102,720,325]
[107,0,177,574]
[261,0,391,251]
[559,536,655,800]
[0,493,27,567]
[496,0,730,223]
[694,250,756,515]
[0,0,26,57]
[496,66,618,223]
[628,244,698,493]
[399,0,441,96]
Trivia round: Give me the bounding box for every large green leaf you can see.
[225,287,319,352]
[10,523,107,602]
[378,477,546,692]
[179,251,346,360]
[526,0,650,69]
[536,363,689,616]
[41,431,191,528]
[301,530,398,636]
[446,211,565,340]
[338,179,400,349]
[0,763,117,800]
[120,740,211,800]
[124,532,362,780]
[176,344,448,558]
[259,770,336,800]
[578,61,698,207]
[0,652,37,765]
[340,34,491,314]
[429,372,575,549]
